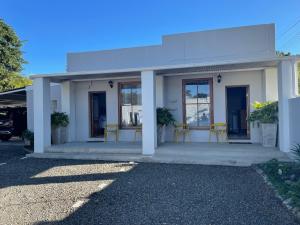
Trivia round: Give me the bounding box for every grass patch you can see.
[259,159,300,208]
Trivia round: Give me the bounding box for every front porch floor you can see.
[28,142,292,167]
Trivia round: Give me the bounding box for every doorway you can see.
[226,86,249,139]
[89,92,106,138]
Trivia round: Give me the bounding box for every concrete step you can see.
[27,151,292,167]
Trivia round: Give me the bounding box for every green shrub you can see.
[51,112,69,128]
[261,159,280,177]
[249,101,278,124]
[290,180,300,207]
[291,144,300,162]
[260,159,300,207]
[157,107,175,127]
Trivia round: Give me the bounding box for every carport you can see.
[0,88,27,107]
[0,88,27,140]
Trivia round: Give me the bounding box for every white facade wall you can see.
[74,79,139,142]
[67,24,275,72]
[164,70,266,143]
[27,71,278,144]
[71,70,279,143]
[289,97,300,146]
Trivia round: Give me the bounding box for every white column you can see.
[61,81,76,142]
[141,70,157,155]
[33,78,51,153]
[277,60,295,152]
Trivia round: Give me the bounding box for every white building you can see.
[29,24,300,163]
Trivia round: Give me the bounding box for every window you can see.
[183,78,213,128]
[119,82,142,128]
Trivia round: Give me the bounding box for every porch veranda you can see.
[31,57,299,158]
[29,141,292,166]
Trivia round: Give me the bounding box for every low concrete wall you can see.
[289,96,300,146]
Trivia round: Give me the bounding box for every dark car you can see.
[0,108,27,141]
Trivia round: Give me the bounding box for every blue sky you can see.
[1,0,300,76]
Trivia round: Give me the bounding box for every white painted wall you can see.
[263,68,278,101]
[74,79,139,142]
[163,70,265,143]
[289,97,300,146]
[67,24,275,72]
[26,84,61,131]
[27,70,276,144]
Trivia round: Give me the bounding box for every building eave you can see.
[29,55,300,81]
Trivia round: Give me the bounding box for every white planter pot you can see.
[157,125,166,145]
[261,123,277,147]
[24,139,31,146]
[52,127,67,145]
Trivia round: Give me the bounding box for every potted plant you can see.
[22,129,34,147]
[157,107,175,144]
[249,101,278,147]
[51,112,69,145]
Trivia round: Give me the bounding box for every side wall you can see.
[289,97,300,146]
[164,70,265,143]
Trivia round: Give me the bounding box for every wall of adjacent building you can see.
[289,97,300,146]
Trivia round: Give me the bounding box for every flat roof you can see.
[0,88,27,107]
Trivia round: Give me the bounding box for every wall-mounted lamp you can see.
[217,74,222,83]
[108,80,114,88]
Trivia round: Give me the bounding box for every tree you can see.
[0,19,31,92]
[276,51,291,57]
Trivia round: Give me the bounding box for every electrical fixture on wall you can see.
[108,80,114,88]
[217,74,222,83]
[88,80,93,89]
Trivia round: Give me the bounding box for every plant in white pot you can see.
[22,129,34,147]
[51,112,69,145]
[157,107,175,144]
[249,101,278,147]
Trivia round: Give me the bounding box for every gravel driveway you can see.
[0,140,26,162]
[0,154,298,225]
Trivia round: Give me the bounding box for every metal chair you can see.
[209,122,227,142]
[104,124,119,142]
[134,126,142,142]
[174,123,190,142]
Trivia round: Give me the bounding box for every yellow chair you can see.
[174,123,190,143]
[104,124,119,142]
[209,122,227,142]
[134,126,142,142]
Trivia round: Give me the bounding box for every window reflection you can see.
[120,83,142,127]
